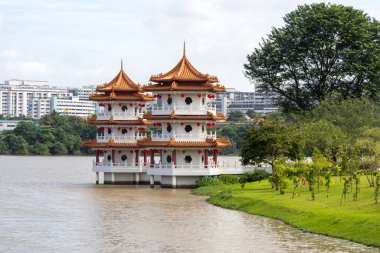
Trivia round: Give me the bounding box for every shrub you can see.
[195,176,221,187]
[218,174,240,184]
[244,169,270,182]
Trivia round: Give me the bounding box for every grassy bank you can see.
[193,177,380,247]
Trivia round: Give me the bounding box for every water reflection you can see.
[0,156,378,252]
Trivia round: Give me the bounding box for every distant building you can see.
[215,88,279,115]
[0,79,96,119]
[0,119,34,132]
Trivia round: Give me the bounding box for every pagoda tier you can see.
[142,46,231,188]
[83,66,154,185]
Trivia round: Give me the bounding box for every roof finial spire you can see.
[121,59,123,70]
[183,40,186,57]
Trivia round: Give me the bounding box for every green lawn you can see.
[192,176,380,247]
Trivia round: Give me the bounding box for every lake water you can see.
[0,156,378,253]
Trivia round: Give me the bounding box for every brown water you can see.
[0,156,378,253]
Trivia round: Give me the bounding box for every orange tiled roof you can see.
[88,116,152,125]
[96,69,140,92]
[82,139,140,148]
[138,137,231,148]
[143,81,225,92]
[89,92,155,101]
[143,111,226,121]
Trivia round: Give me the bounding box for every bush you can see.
[244,169,270,182]
[218,174,240,184]
[195,177,221,187]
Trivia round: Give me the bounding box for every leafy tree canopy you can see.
[227,111,247,122]
[244,3,380,113]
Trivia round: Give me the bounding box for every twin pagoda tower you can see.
[83,47,231,188]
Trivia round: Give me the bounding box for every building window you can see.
[185,97,193,105]
[107,155,112,161]
[202,98,205,105]
[108,128,112,134]
[185,125,192,132]
[184,155,192,163]
[122,105,128,111]
[166,155,172,163]
[167,125,172,132]
[108,106,112,112]
[122,129,128,134]
[167,97,172,105]
[202,155,204,162]
[121,155,127,161]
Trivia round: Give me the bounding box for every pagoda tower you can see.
[141,45,231,188]
[83,65,154,184]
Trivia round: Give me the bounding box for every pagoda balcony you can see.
[151,105,216,115]
[147,162,256,176]
[96,133,146,143]
[92,161,146,173]
[96,111,144,120]
[151,131,216,141]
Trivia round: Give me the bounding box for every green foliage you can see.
[0,112,96,155]
[340,176,352,206]
[227,111,246,122]
[244,3,380,113]
[195,177,221,187]
[324,170,332,198]
[217,123,252,155]
[374,170,380,204]
[218,174,240,184]
[239,169,270,190]
[240,121,302,166]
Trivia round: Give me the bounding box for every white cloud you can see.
[5,61,49,80]
[1,48,20,59]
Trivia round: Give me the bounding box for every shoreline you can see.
[192,179,380,248]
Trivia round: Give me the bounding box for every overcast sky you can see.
[0,0,378,91]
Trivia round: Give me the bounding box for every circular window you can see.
[121,105,128,111]
[166,155,172,163]
[107,155,112,161]
[167,97,172,105]
[185,97,193,105]
[184,155,192,163]
[121,128,128,134]
[108,106,112,112]
[185,125,192,132]
[108,128,112,134]
[167,125,172,132]
[121,155,127,161]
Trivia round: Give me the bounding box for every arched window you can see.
[107,155,112,161]
[185,97,193,105]
[167,97,172,105]
[167,125,172,132]
[107,128,112,134]
[121,155,127,161]
[166,155,172,163]
[185,125,192,132]
[184,155,192,163]
[108,106,112,112]
[121,105,128,111]
[121,129,128,134]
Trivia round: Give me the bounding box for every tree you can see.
[227,111,246,122]
[244,3,380,113]
[13,122,38,144]
[3,134,28,154]
[241,121,303,189]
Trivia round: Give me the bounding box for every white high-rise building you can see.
[0,79,96,119]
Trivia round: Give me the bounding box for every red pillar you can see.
[96,150,100,163]
[204,150,208,168]
[112,150,115,164]
[213,150,218,165]
[143,151,147,166]
[135,150,139,166]
[172,150,176,165]
[150,150,154,168]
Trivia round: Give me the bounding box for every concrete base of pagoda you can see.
[103,172,151,185]
[159,175,200,188]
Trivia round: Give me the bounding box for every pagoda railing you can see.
[150,104,217,115]
[147,162,260,176]
[151,131,216,141]
[96,133,146,143]
[92,161,146,173]
[96,111,144,120]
